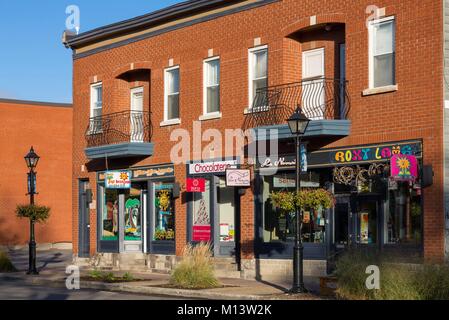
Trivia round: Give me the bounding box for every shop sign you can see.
[390,155,418,181]
[189,160,238,175]
[259,146,307,172]
[105,171,131,189]
[226,169,251,187]
[192,225,211,242]
[99,165,174,182]
[330,142,420,165]
[186,178,206,193]
[257,140,422,170]
[273,177,319,188]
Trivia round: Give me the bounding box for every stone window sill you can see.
[199,112,222,121]
[160,119,181,127]
[362,85,398,96]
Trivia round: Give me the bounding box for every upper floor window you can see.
[89,82,102,133]
[203,57,220,116]
[164,66,180,123]
[369,16,395,88]
[248,46,268,108]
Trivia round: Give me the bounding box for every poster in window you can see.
[360,211,369,244]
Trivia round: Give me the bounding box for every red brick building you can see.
[64,0,447,280]
[0,99,72,248]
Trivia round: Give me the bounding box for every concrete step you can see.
[214,270,242,279]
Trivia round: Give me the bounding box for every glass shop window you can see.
[192,180,212,242]
[153,182,175,241]
[385,181,422,245]
[261,171,327,243]
[102,188,119,241]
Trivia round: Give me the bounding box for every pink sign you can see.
[192,225,211,242]
[186,178,206,193]
[390,155,418,181]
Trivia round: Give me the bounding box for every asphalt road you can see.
[0,279,185,300]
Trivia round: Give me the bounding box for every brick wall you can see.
[0,101,72,245]
[71,0,445,260]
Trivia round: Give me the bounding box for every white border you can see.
[368,16,395,89]
[248,45,268,109]
[201,56,222,121]
[161,65,180,126]
[90,82,102,118]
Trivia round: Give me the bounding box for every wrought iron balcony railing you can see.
[243,78,350,129]
[86,110,152,148]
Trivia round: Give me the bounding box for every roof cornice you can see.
[64,0,246,49]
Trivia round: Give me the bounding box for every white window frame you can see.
[248,45,268,109]
[368,16,396,89]
[161,66,181,127]
[200,56,222,121]
[90,82,103,118]
[89,82,103,134]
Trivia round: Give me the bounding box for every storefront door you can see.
[334,196,353,251]
[189,175,239,258]
[78,180,91,258]
[216,177,238,257]
[120,184,145,252]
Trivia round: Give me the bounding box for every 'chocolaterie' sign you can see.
[189,160,238,175]
[258,140,422,169]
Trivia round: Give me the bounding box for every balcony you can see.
[84,110,154,159]
[243,78,351,140]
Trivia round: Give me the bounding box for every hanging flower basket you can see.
[270,188,335,212]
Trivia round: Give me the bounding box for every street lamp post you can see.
[24,146,40,275]
[287,107,311,294]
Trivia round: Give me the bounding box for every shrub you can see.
[170,243,220,289]
[122,272,134,281]
[16,204,51,223]
[88,269,104,280]
[335,249,449,300]
[0,250,17,273]
[103,272,115,282]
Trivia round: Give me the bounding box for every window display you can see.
[261,172,327,243]
[385,181,422,244]
[192,179,211,242]
[153,182,175,241]
[102,189,118,241]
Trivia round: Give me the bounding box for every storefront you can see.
[96,164,178,255]
[186,158,243,258]
[255,140,425,263]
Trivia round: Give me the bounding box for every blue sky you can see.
[0,1,183,103]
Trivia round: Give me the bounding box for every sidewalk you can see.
[1,249,326,300]
[0,270,323,300]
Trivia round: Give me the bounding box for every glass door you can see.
[122,184,144,252]
[130,87,144,142]
[302,48,325,120]
[216,177,237,257]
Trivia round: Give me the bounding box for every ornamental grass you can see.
[335,249,449,300]
[0,250,17,273]
[170,242,220,289]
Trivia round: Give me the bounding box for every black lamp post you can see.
[287,107,310,294]
[24,146,40,275]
